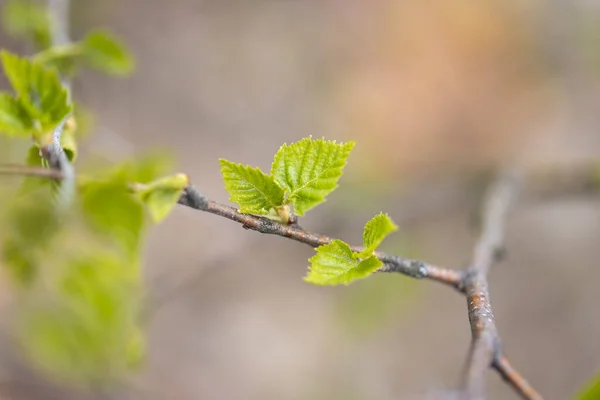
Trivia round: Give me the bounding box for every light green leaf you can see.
[359,212,398,256]
[305,240,382,286]
[80,180,144,260]
[576,372,600,400]
[271,137,355,216]
[82,29,135,76]
[0,93,33,136]
[138,173,188,223]
[2,0,52,49]
[33,43,81,76]
[21,251,142,385]
[220,159,285,215]
[1,190,58,284]
[112,152,173,184]
[0,50,71,129]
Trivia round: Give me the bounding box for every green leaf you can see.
[360,212,398,256]
[271,137,355,216]
[1,190,59,284]
[111,152,173,184]
[80,180,144,260]
[1,0,52,49]
[34,44,81,76]
[0,93,33,136]
[138,173,188,223]
[305,240,382,286]
[21,251,143,385]
[220,159,285,215]
[0,50,71,130]
[576,372,600,400]
[81,29,135,76]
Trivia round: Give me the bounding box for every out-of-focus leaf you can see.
[138,173,188,223]
[271,137,355,215]
[0,50,71,131]
[0,93,33,136]
[112,153,173,184]
[1,0,52,49]
[81,29,135,76]
[21,251,142,385]
[80,180,144,260]
[1,191,58,284]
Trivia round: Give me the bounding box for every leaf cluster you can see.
[220,137,355,222]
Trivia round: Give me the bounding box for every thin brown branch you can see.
[0,164,63,180]
[460,171,543,400]
[179,185,465,288]
[493,356,543,400]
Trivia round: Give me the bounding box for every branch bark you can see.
[459,171,542,400]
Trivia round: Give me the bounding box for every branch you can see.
[494,356,543,400]
[0,164,63,180]
[42,0,75,209]
[460,171,542,400]
[178,185,464,288]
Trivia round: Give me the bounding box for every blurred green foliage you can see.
[0,0,184,389]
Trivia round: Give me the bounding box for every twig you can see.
[178,185,465,288]
[42,0,75,209]
[460,171,542,400]
[0,164,63,180]
[494,356,543,400]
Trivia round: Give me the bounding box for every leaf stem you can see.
[32,42,83,64]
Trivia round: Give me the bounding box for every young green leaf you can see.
[0,93,33,136]
[271,137,355,216]
[82,29,135,76]
[80,180,144,260]
[138,173,188,223]
[21,251,143,385]
[576,372,600,400]
[360,212,398,256]
[0,50,71,129]
[305,240,383,286]
[220,159,285,215]
[2,0,52,49]
[33,44,81,76]
[111,152,173,184]
[1,190,58,284]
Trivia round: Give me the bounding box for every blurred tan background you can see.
[2,0,600,399]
